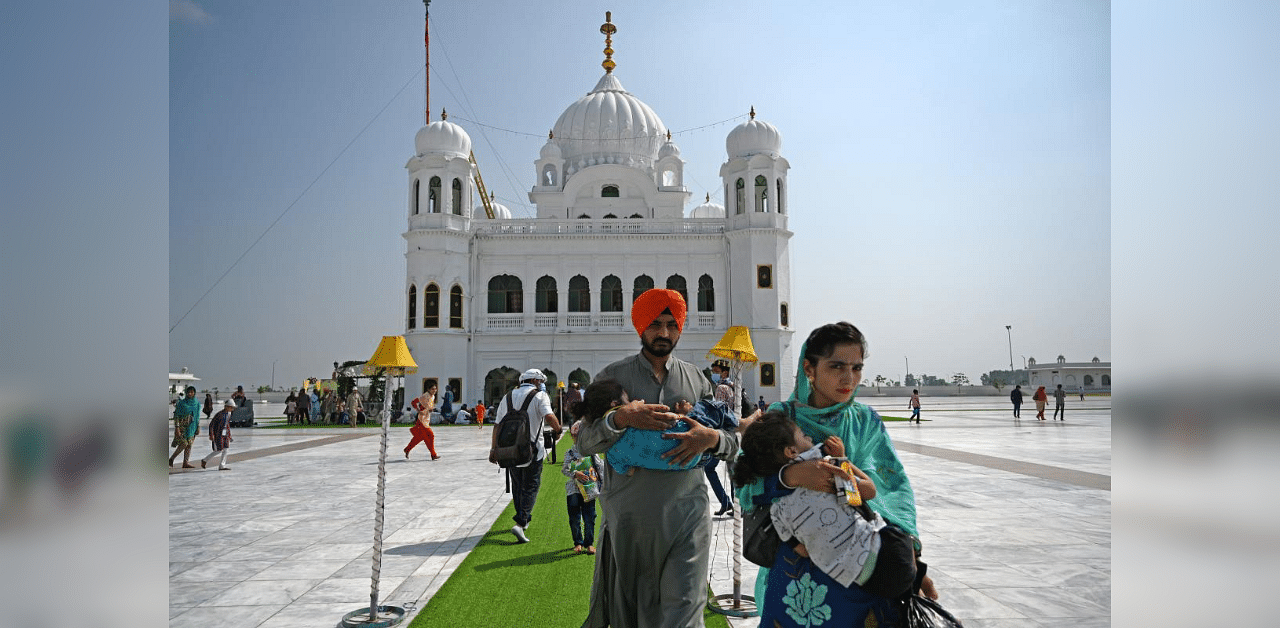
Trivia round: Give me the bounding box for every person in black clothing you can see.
[1010,385,1023,418]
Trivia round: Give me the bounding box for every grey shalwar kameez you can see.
[577,352,740,628]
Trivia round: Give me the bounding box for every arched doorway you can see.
[484,367,521,408]
[568,368,591,388]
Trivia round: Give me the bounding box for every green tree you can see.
[873,375,887,391]
[951,373,970,386]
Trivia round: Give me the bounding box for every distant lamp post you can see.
[271,359,278,391]
[1005,326,1014,378]
[904,356,909,387]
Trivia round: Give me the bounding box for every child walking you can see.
[200,398,235,470]
[560,420,603,554]
[908,389,921,423]
[733,410,924,600]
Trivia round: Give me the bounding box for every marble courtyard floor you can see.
[169,396,1110,627]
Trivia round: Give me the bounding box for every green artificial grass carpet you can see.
[410,437,730,627]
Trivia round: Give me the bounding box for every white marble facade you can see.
[402,64,795,408]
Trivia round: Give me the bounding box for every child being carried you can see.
[733,410,918,599]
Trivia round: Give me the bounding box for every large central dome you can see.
[552,73,666,175]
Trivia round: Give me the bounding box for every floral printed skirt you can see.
[172,416,194,448]
[762,544,899,628]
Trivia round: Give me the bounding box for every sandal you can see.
[574,545,583,553]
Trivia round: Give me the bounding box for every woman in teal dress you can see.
[736,322,936,627]
[169,386,201,468]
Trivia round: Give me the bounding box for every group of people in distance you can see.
[482,288,937,628]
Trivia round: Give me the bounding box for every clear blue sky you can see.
[168,0,1111,391]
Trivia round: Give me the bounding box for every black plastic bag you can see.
[901,593,964,628]
[742,506,782,567]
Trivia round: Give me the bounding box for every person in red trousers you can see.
[405,384,440,460]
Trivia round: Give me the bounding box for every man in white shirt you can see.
[490,369,562,543]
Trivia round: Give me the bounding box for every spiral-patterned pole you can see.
[368,373,392,619]
[732,447,743,607]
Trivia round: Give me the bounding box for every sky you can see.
[168,0,1111,391]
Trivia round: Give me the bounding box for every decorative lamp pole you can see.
[340,336,417,628]
[1006,325,1014,379]
[706,326,759,618]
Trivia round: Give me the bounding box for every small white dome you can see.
[487,198,512,219]
[689,195,725,218]
[415,116,472,158]
[540,135,562,161]
[658,135,680,159]
[726,111,782,159]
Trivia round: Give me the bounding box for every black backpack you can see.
[492,389,542,469]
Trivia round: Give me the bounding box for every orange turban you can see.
[631,289,687,336]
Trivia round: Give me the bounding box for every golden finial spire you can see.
[749,106,755,120]
[666,130,672,141]
[600,11,617,74]
[490,192,495,201]
[705,193,710,202]
[441,108,448,120]
[548,130,554,139]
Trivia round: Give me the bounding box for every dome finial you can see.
[749,106,755,120]
[600,11,617,74]
[666,129,672,141]
[705,193,710,202]
[440,108,448,120]
[548,129,554,139]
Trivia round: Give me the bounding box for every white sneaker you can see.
[512,525,529,543]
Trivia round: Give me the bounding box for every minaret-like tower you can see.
[721,107,794,398]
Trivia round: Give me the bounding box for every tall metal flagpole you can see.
[423,0,431,124]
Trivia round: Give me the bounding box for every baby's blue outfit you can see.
[606,399,736,474]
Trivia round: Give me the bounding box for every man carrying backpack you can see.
[489,368,562,543]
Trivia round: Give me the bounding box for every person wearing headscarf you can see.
[576,288,740,628]
[735,322,935,627]
[169,386,201,468]
[1033,385,1048,420]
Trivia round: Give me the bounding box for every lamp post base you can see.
[340,605,406,627]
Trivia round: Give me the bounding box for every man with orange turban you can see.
[576,288,742,627]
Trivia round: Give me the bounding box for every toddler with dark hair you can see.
[734,410,917,599]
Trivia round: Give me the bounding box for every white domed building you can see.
[402,17,795,407]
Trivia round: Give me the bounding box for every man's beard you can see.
[642,337,675,358]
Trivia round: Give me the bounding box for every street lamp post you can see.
[1006,325,1014,379]
[904,356,909,387]
[271,359,278,391]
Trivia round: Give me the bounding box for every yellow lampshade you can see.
[363,336,419,374]
[707,326,758,364]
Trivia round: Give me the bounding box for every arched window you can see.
[780,302,789,327]
[666,274,688,305]
[407,284,417,329]
[600,275,623,312]
[735,178,745,215]
[535,276,558,313]
[697,274,715,312]
[542,165,557,186]
[1102,374,1111,386]
[633,275,654,302]
[662,170,676,186]
[1083,375,1094,386]
[412,179,420,215]
[428,176,441,213]
[423,283,440,327]
[776,178,785,214]
[449,285,464,328]
[486,275,523,313]
[602,185,619,198]
[451,178,463,215]
[629,213,643,219]
[755,175,768,212]
[568,275,590,312]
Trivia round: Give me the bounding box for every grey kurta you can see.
[578,352,740,628]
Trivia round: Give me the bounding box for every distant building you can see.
[1026,355,1110,390]
[400,15,794,407]
[168,367,200,395]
